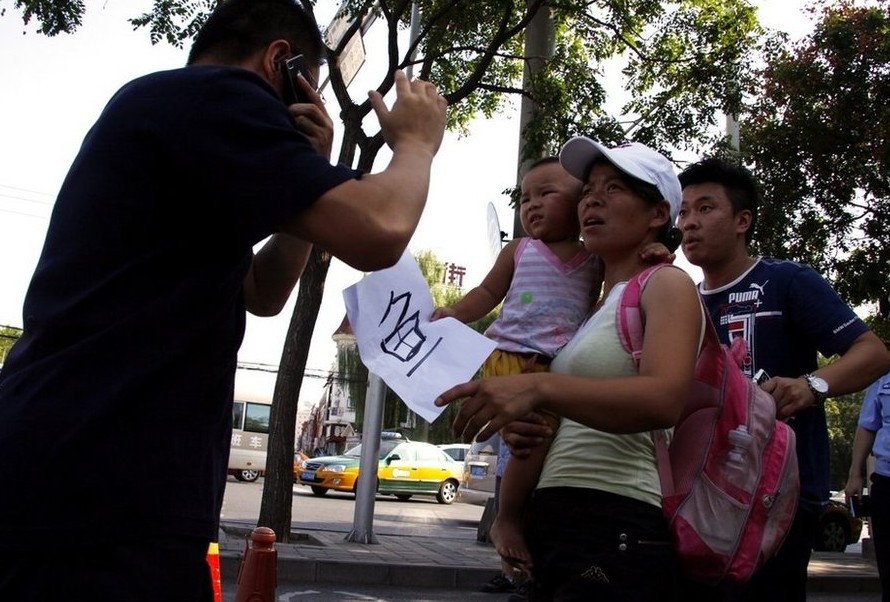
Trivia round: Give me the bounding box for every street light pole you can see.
[727,113,740,152]
[346,372,385,543]
[345,1,421,545]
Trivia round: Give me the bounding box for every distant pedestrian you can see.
[845,369,890,602]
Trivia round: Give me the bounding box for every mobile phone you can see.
[753,368,769,385]
[279,54,312,105]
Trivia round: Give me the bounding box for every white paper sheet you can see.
[343,252,496,423]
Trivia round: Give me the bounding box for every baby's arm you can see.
[431,238,519,323]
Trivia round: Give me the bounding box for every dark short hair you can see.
[528,156,560,170]
[187,0,324,67]
[678,157,759,244]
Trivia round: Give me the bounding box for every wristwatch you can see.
[803,373,829,405]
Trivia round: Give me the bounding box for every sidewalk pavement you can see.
[217,517,881,594]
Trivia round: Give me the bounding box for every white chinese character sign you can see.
[343,252,496,423]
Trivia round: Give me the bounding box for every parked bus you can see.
[228,371,273,482]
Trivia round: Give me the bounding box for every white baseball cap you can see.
[559,138,681,221]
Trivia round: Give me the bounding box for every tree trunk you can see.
[512,2,554,238]
[258,246,332,543]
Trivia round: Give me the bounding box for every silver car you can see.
[457,434,500,505]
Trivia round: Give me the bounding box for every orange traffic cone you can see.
[234,527,277,602]
[207,542,222,602]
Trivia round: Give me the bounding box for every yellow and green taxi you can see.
[297,438,464,504]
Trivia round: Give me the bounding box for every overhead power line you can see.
[237,361,366,384]
[0,184,54,220]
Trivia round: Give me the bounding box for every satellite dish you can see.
[486,202,505,265]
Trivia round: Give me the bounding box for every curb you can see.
[220,553,498,590]
[218,522,880,593]
[220,551,881,593]
[220,552,881,594]
[218,522,502,590]
[807,554,882,593]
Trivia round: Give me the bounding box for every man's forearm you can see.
[822,331,890,396]
[244,233,312,317]
[849,426,876,478]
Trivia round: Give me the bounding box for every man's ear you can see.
[736,209,754,236]
[261,39,292,82]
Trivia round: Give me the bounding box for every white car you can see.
[437,443,471,464]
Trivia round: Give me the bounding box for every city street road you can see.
[221,476,485,536]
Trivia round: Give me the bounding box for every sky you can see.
[0,0,815,407]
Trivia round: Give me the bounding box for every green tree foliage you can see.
[820,349,889,492]
[3,0,83,36]
[865,314,890,348]
[0,325,22,364]
[737,0,890,496]
[826,390,865,491]
[8,0,760,159]
[334,332,368,424]
[742,0,890,316]
[415,249,463,307]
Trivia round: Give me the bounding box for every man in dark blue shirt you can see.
[0,1,448,600]
[677,157,890,601]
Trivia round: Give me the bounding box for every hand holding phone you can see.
[279,55,333,157]
[753,369,769,385]
[279,54,313,105]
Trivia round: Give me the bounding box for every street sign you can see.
[324,9,367,87]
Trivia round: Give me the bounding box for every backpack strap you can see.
[615,263,671,364]
[615,263,676,495]
[614,262,685,500]
[617,264,722,363]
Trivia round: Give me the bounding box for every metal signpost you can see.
[344,2,421,545]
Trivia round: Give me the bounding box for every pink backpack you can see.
[617,264,799,584]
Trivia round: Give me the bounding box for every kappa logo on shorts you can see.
[580,565,610,583]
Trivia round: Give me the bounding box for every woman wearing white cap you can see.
[437,138,702,600]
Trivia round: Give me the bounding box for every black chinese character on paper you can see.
[379,290,443,377]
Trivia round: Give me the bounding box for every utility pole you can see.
[512,2,555,238]
[727,113,740,152]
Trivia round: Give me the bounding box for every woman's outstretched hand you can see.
[435,373,542,442]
